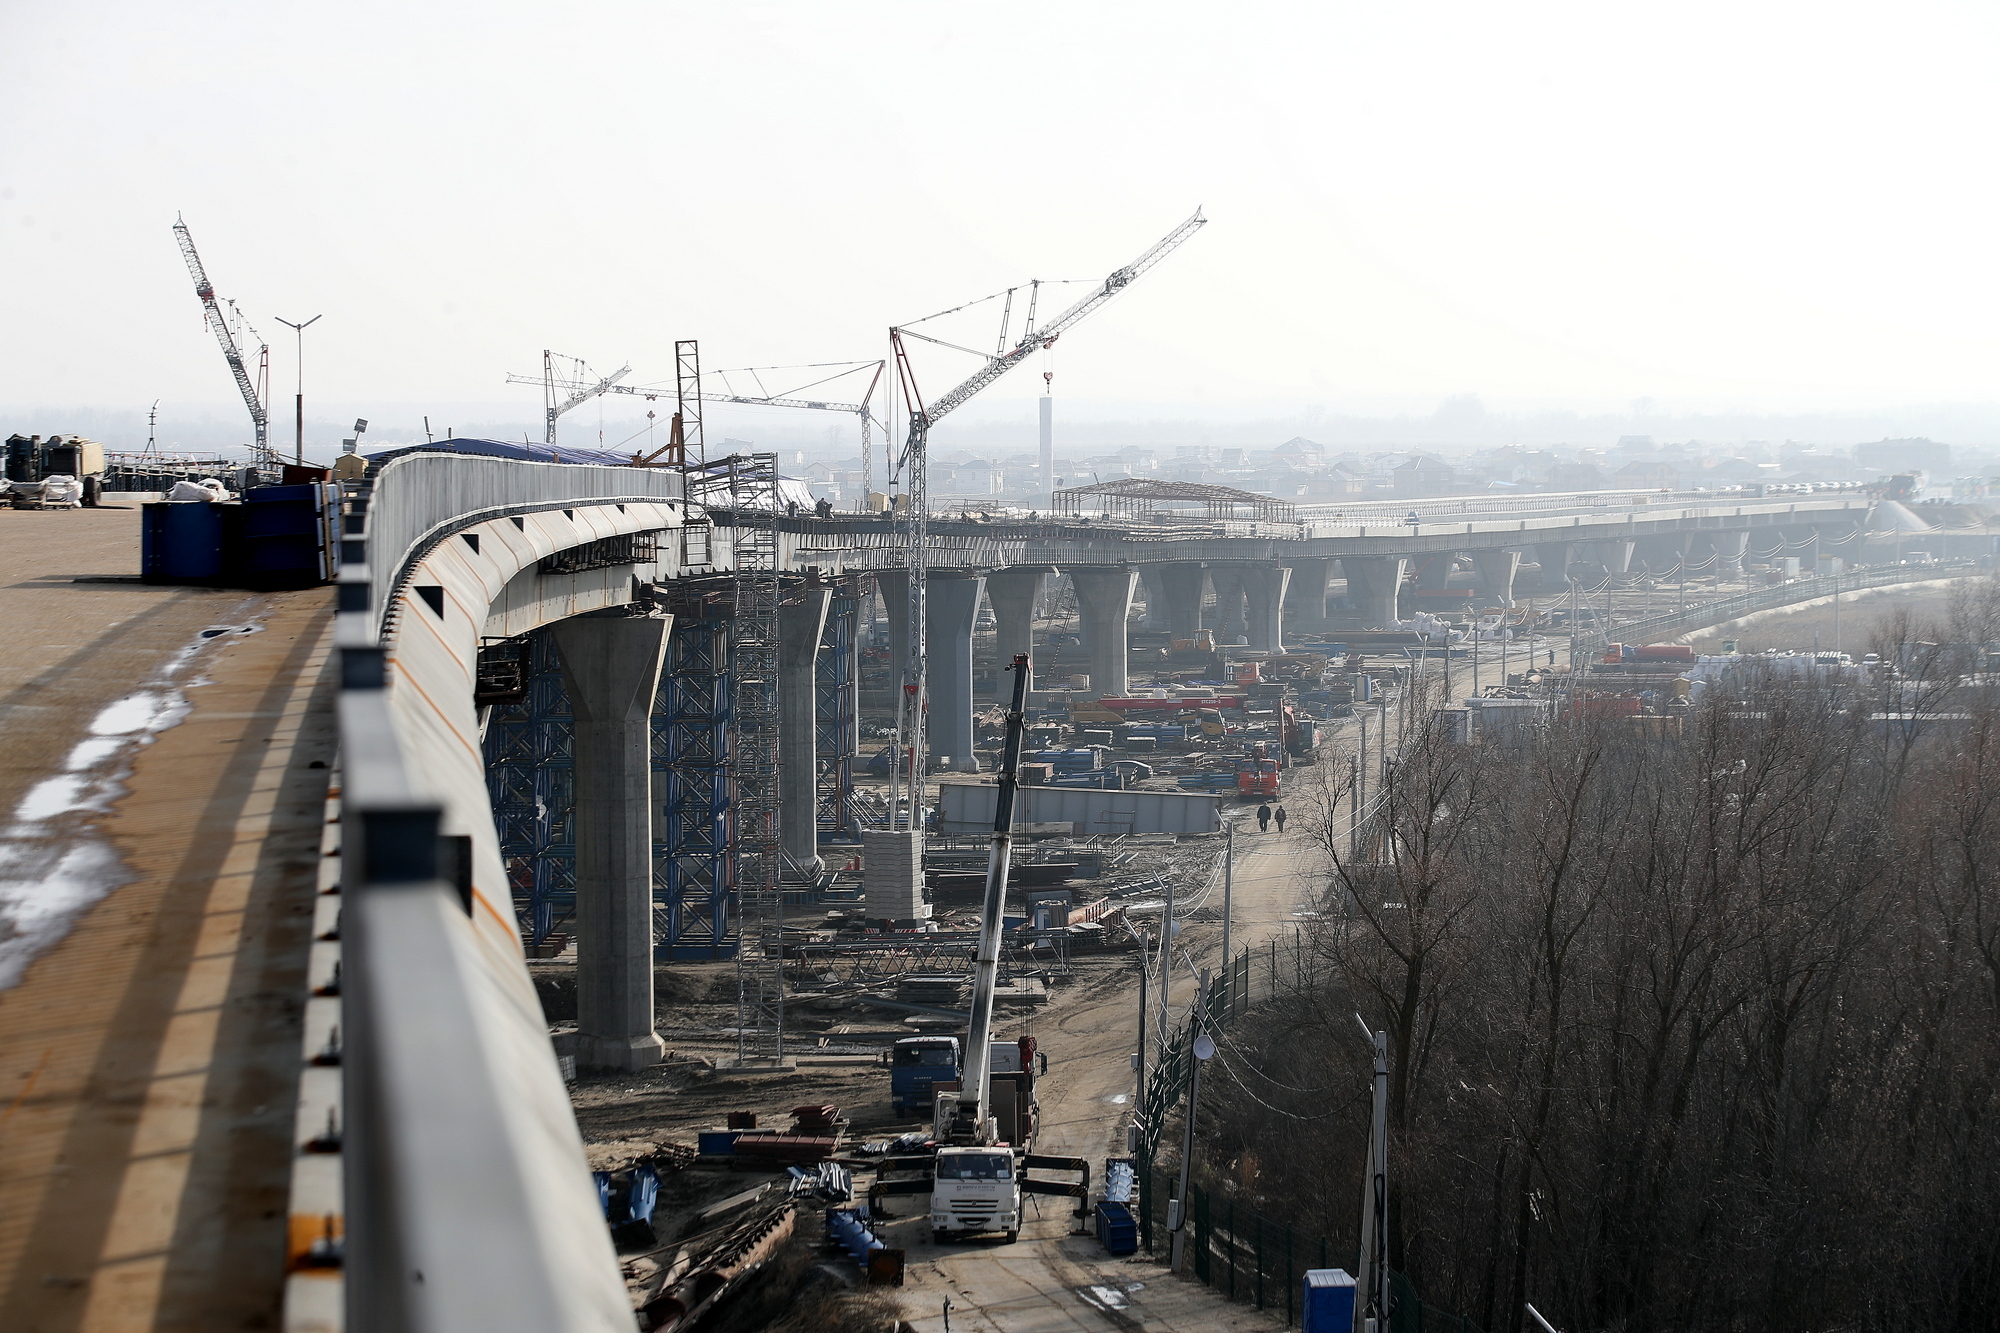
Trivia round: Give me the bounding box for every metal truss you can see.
[655,610,733,957]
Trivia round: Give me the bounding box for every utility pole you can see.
[275,314,322,466]
[1170,966,1213,1275]
[1355,1016,1390,1333]
[1220,822,1235,986]
[1156,857,1176,1065]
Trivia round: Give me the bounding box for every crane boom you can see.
[172,217,269,454]
[916,209,1206,428]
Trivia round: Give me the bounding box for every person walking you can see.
[1256,802,1272,833]
[1274,805,1287,834]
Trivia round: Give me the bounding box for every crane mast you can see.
[172,216,274,466]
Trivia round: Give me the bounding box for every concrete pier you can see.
[984,566,1050,687]
[1341,556,1407,627]
[1210,565,1248,643]
[926,574,985,769]
[1156,562,1207,643]
[1070,565,1138,698]
[1710,529,1750,576]
[1136,564,1168,630]
[778,588,831,875]
[1242,565,1291,652]
[1282,557,1333,626]
[1576,539,1635,575]
[1470,548,1521,606]
[1534,542,1572,592]
[551,613,671,1071]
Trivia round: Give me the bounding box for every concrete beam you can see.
[1069,566,1138,698]
[551,613,671,1071]
[1341,556,1407,627]
[1243,565,1292,652]
[778,589,831,875]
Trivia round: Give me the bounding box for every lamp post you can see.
[275,314,323,466]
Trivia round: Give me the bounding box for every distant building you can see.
[1856,438,1950,474]
[1393,455,1458,497]
[1612,460,1679,490]
[1272,436,1327,466]
[1547,462,1607,490]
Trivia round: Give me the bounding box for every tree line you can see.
[1189,588,2000,1333]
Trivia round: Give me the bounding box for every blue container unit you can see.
[1302,1269,1356,1333]
[241,483,338,587]
[1094,1200,1138,1255]
[141,501,231,583]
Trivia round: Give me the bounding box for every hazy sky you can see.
[5,2,1998,450]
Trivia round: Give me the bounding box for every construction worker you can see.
[1274,805,1287,834]
[1256,802,1272,833]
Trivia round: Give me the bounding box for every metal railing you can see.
[337,465,644,1330]
[1570,559,1980,657]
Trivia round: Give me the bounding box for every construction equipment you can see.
[5,435,105,508]
[889,210,1207,804]
[505,352,633,445]
[171,217,278,471]
[1237,741,1280,801]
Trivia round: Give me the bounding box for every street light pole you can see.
[275,314,322,467]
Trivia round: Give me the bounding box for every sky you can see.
[4,1,1999,455]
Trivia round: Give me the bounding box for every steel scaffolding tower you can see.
[485,631,576,948]
[655,606,733,957]
[694,453,786,1062]
[816,578,859,839]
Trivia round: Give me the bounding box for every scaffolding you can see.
[816,576,860,840]
[695,453,787,1063]
[655,601,733,957]
[484,630,576,949]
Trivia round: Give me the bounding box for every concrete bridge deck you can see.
[0,506,336,1332]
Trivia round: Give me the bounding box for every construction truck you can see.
[897,657,1081,1244]
[1237,740,1281,800]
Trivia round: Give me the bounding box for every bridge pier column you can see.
[1470,549,1521,607]
[1282,558,1333,626]
[1710,530,1749,577]
[1341,556,1407,627]
[926,575,984,771]
[1136,564,1169,631]
[878,570,910,688]
[984,566,1049,689]
[1533,543,1572,592]
[551,613,671,1071]
[1156,562,1207,642]
[779,588,831,876]
[1243,565,1292,653]
[1210,565,1248,643]
[1070,566,1138,698]
[1632,533,1690,575]
[1576,539,1635,575]
[1414,553,1457,591]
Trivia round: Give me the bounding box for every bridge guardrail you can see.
[1570,560,1982,657]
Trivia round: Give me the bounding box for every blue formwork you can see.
[240,483,337,586]
[656,614,734,957]
[484,631,576,947]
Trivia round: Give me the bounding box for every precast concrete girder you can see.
[1243,565,1292,652]
[1342,556,1407,627]
[1069,565,1138,698]
[778,588,831,875]
[1470,548,1521,607]
[551,613,671,1070]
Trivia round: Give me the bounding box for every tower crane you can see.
[886,207,1206,838]
[505,352,633,444]
[171,216,278,469]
